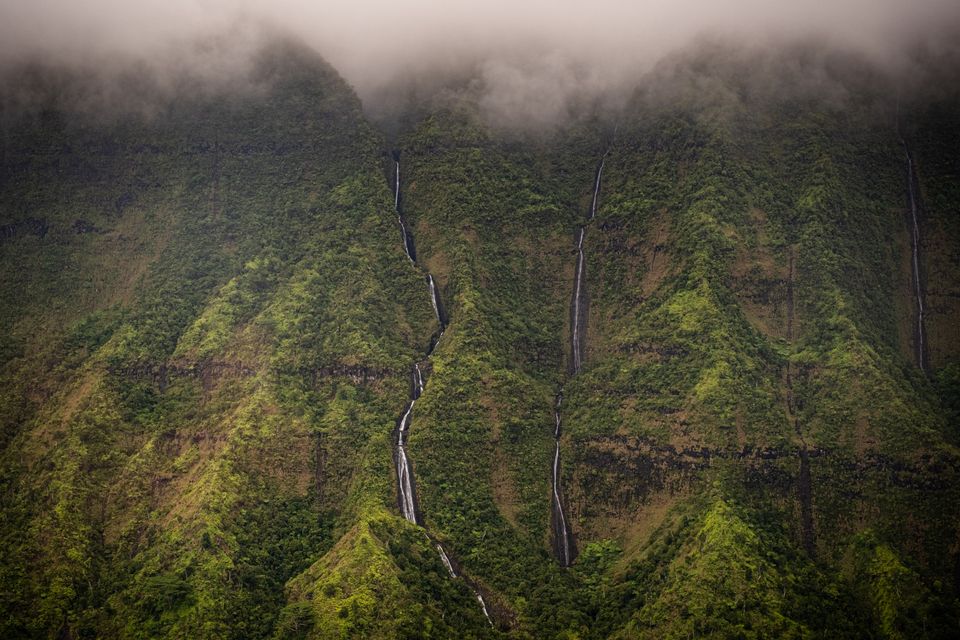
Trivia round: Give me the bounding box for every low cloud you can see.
[1,1,958,128]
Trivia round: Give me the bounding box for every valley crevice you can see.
[552,153,606,566]
[389,155,493,627]
[897,121,928,372]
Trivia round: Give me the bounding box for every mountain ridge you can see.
[0,34,958,639]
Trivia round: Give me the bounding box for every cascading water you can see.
[395,160,400,210]
[552,394,571,566]
[434,540,493,625]
[570,157,605,375]
[390,156,493,627]
[428,274,444,327]
[413,363,424,398]
[570,228,587,374]
[475,593,492,624]
[590,157,605,221]
[397,392,418,523]
[902,141,926,372]
[396,447,417,522]
[436,542,457,578]
[896,102,927,372]
[553,154,607,566]
[395,159,416,263]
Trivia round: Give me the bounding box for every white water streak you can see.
[590,157,605,220]
[903,146,926,371]
[413,364,424,399]
[428,275,442,324]
[397,397,417,523]
[552,439,570,566]
[398,401,413,445]
[571,228,586,373]
[437,541,492,625]
[572,157,605,374]
[476,593,493,626]
[552,394,570,566]
[896,100,926,372]
[391,156,491,625]
[397,445,417,523]
[396,160,414,262]
[436,544,457,578]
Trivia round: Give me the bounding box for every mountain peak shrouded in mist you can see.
[1,1,959,129]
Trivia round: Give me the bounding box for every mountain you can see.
[0,36,958,639]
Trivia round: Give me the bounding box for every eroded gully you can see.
[552,154,606,567]
[391,156,492,625]
[896,111,927,372]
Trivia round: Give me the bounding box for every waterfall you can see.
[551,394,572,566]
[389,156,492,627]
[413,364,424,399]
[397,394,418,523]
[398,401,413,443]
[435,541,492,625]
[571,157,605,375]
[428,275,444,326]
[571,228,587,374]
[896,101,927,372]
[395,160,401,210]
[553,154,607,566]
[903,144,926,371]
[395,160,415,263]
[553,443,570,565]
[554,394,562,439]
[590,157,605,220]
[475,593,493,625]
[436,543,457,578]
[397,444,417,523]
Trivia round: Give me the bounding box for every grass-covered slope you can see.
[0,37,958,639]
[564,46,960,638]
[0,39,490,639]
[393,111,605,634]
[389,45,960,638]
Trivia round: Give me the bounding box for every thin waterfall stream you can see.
[895,100,927,372]
[552,153,606,567]
[552,394,571,566]
[571,156,605,373]
[899,136,927,372]
[390,155,492,626]
[570,228,587,374]
[395,160,416,263]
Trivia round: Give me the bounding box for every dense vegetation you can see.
[0,37,957,638]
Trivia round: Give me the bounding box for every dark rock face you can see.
[72,219,101,234]
[0,217,48,241]
[111,360,392,390]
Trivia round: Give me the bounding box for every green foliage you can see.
[846,531,959,639]
[612,498,856,640]
[0,36,958,640]
[0,38,439,639]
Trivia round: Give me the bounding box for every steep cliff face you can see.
[567,48,959,549]
[0,40,456,638]
[0,37,958,639]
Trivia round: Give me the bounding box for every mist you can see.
[1,0,958,128]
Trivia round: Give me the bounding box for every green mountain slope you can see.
[0,37,958,639]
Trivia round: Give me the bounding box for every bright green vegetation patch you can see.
[1,37,959,640]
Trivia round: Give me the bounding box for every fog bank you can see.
[2,1,958,127]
